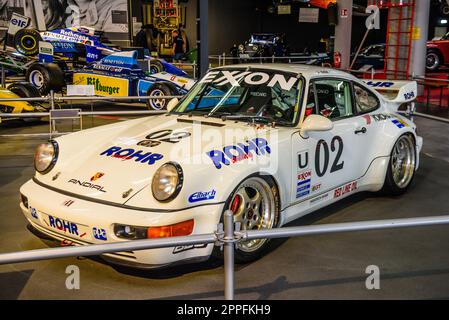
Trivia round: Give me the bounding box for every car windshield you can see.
[172,68,303,125]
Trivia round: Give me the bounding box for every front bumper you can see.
[20,179,224,269]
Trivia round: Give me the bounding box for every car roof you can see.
[211,64,358,80]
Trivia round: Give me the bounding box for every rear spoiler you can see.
[363,80,417,110]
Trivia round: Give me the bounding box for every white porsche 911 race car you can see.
[19,64,422,269]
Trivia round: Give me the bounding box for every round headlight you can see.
[34,141,58,174]
[238,44,245,52]
[151,162,183,202]
[252,44,259,52]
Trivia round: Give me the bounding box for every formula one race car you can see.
[13,26,118,64]
[69,51,195,110]
[0,82,46,123]
[26,51,195,105]
[20,65,422,269]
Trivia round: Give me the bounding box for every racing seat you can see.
[239,86,272,115]
[315,83,340,119]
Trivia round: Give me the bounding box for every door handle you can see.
[354,127,367,135]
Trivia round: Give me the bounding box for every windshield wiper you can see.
[222,115,271,124]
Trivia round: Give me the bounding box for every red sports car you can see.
[427,32,449,71]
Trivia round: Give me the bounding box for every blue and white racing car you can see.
[70,51,195,110]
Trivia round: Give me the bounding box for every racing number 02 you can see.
[315,136,344,177]
[146,129,191,143]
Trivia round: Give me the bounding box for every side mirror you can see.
[166,98,179,112]
[300,114,333,138]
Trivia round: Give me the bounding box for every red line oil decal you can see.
[334,181,358,199]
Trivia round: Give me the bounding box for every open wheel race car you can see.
[19,65,422,269]
[0,82,47,123]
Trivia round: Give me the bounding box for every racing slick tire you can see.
[7,81,43,122]
[212,175,281,264]
[146,83,174,110]
[382,134,416,196]
[150,59,164,74]
[26,63,65,95]
[426,50,443,72]
[8,81,41,99]
[13,29,42,56]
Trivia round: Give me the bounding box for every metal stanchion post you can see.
[223,210,235,300]
[1,66,5,88]
[50,90,56,136]
[193,61,197,79]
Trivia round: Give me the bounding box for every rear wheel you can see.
[26,63,65,95]
[146,83,174,110]
[213,175,280,263]
[382,134,416,196]
[13,29,42,56]
[426,50,443,72]
[150,59,164,74]
[8,81,41,99]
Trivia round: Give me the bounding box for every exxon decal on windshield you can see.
[200,71,298,91]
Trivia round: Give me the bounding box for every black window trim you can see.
[351,80,381,116]
[307,77,357,122]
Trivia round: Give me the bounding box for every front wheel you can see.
[382,134,416,196]
[213,176,280,263]
[426,50,442,72]
[146,83,174,110]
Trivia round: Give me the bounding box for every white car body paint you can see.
[19,64,423,268]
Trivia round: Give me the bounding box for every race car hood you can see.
[36,114,279,206]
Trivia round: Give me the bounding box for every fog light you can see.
[114,224,147,240]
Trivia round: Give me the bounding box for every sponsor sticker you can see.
[207,138,271,170]
[173,244,208,254]
[92,227,107,241]
[47,215,80,236]
[100,146,163,166]
[391,117,408,129]
[334,181,358,199]
[200,71,299,91]
[73,73,129,97]
[296,170,312,199]
[30,207,38,219]
[188,190,217,203]
[68,179,107,193]
[310,192,329,205]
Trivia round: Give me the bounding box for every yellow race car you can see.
[0,82,45,123]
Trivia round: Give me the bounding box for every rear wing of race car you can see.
[363,80,418,111]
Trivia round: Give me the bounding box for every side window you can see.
[353,84,380,114]
[313,79,353,120]
[305,83,318,118]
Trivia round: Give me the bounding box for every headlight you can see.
[238,44,245,52]
[151,162,183,202]
[252,44,259,52]
[34,141,58,174]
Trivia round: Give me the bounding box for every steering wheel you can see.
[320,105,338,118]
[258,104,289,120]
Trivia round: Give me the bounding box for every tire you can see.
[8,81,41,99]
[382,134,416,196]
[146,82,174,110]
[26,63,65,95]
[212,175,281,264]
[150,59,164,74]
[426,50,443,72]
[13,29,42,56]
